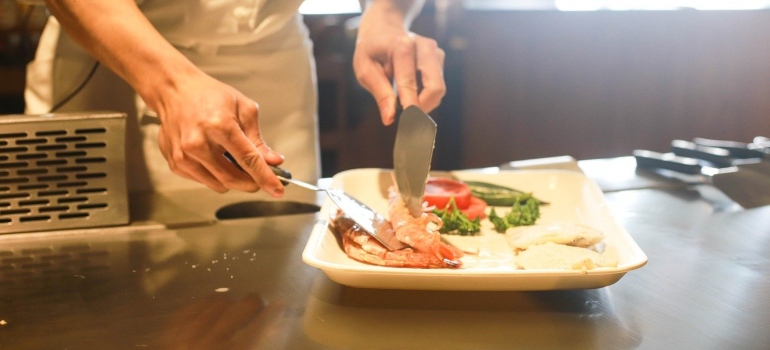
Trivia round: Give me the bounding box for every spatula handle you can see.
[223,151,292,185]
[269,165,291,180]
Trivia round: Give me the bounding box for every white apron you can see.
[25,0,320,194]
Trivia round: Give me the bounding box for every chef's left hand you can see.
[353,4,446,126]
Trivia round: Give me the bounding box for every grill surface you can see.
[0,112,129,234]
[0,239,113,297]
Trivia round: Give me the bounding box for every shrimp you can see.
[387,187,464,264]
[331,213,459,268]
[329,183,464,269]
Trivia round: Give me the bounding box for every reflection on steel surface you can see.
[215,200,320,220]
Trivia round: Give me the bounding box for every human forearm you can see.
[44,0,201,109]
[358,0,426,30]
[44,0,286,195]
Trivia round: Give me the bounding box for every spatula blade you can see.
[325,189,408,250]
[393,106,437,218]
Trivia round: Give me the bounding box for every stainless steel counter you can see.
[1,157,769,349]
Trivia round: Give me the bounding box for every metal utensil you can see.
[634,150,770,209]
[673,139,770,176]
[222,152,407,250]
[753,136,770,148]
[270,167,408,251]
[393,105,438,217]
[691,138,767,160]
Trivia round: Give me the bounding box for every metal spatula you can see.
[224,152,407,250]
[634,150,770,209]
[269,166,408,251]
[393,105,437,217]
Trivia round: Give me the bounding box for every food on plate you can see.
[458,196,488,220]
[487,193,542,233]
[329,187,463,269]
[331,214,460,268]
[328,173,614,272]
[424,177,488,221]
[488,209,509,233]
[432,197,483,236]
[509,223,615,271]
[422,177,546,237]
[388,187,464,266]
[515,242,618,271]
[423,177,472,210]
[465,180,549,206]
[423,177,487,219]
[506,222,605,250]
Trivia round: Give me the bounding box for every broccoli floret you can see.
[504,193,540,226]
[488,208,509,233]
[433,197,482,236]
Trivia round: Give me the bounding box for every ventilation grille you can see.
[0,113,129,234]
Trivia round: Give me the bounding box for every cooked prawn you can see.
[332,214,458,268]
[387,187,463,262]
[330,181,465,269]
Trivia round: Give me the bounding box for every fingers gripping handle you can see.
[223,152,292,185]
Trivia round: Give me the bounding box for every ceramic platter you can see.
[302,168,647,291]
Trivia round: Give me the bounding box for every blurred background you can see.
[3,0,770,177]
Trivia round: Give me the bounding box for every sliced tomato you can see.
[461,196,488,220]
[423,177,472,210]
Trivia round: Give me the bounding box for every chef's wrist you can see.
[132,54,201,111]
[360,0,425,30]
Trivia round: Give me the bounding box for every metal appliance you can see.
[0,112,129,234]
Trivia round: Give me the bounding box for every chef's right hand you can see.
[148,72,285,196]
[41,0,285,196]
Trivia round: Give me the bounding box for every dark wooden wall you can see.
[457,10,770,168]
[6,7,770,174]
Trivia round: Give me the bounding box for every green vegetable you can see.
[432,197,482,236]
[488,208,509,233]
[488,193,542,233]
[504,193,541,226]
[465,181,549,206]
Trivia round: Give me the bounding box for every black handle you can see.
[692,137,766,159]
[670,140,733,168]
[633,149,702,175]
[223,152,292,184]
[270,165,292,180]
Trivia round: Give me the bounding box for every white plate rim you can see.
[301,168,648,290]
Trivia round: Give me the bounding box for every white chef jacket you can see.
[25,0,320,193]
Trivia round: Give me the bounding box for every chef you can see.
[24,0,446,196]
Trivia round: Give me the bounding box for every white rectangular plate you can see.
[302,168,647,291]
